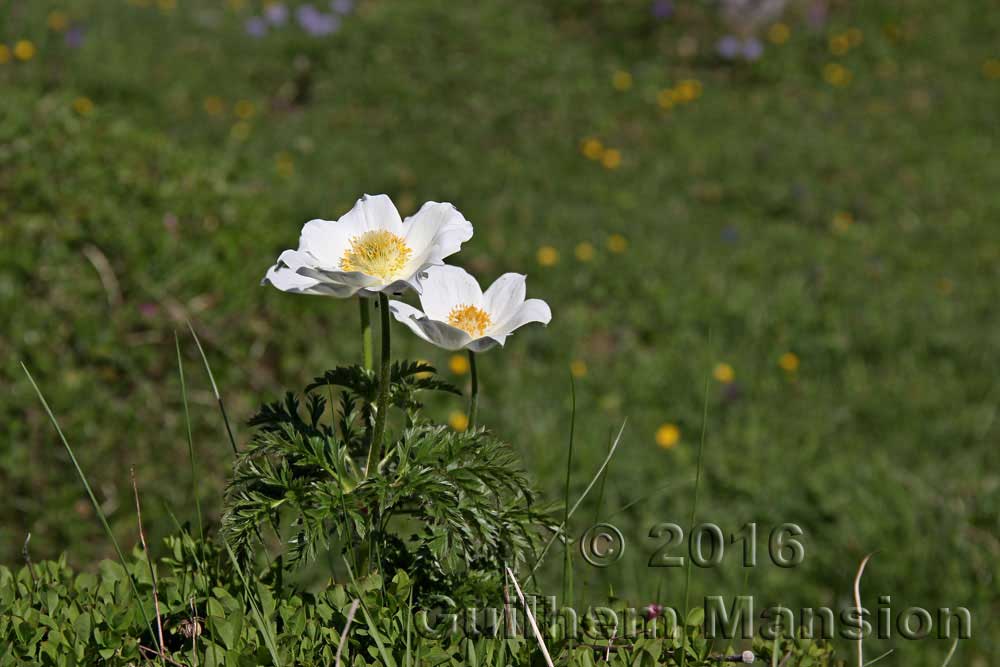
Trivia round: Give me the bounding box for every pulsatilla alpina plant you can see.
[225,193,555,604]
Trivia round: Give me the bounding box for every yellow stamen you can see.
[447,304,492,338]
[340,230,412,281]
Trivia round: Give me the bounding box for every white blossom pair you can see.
[264,193,551,351]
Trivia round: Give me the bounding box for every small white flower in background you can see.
[263,194,473,298]
[389,265,551,352]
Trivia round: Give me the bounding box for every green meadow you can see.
[2,0,998,664]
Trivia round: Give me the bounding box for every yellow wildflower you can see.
[601,148,622,169]
[13,40,36,62]
[47,12,70,32]
[72,97,94,115]
[823,63,852,87]
[448,353,469,375]
[768,22,790,45]
[234,99,256,120]
[449,411,469,432]
[537,245,559,267]
[612,69,633,91]
[655,423,680,449]
[778,352,800,373]
[574,242,595,262]
[606,234,628,253]
[713,363,735,384]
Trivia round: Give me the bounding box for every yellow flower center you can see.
[340,230,413,281]
[447,304,492,338]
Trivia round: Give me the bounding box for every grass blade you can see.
[21,363,162,656]
[131,467,166,657]
[561,374,577,609]
[222,540,283,665]
[335,599,360,667]
[853,553,875,667]
[506,565,555,667]
[680,360,713,667]
[342,559,398,667]
[186,321,238,455]
[176,332,204,541]
[863,650,894,667]
[529,419,627,577]
[939,637,960,667]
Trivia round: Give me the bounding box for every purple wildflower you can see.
[64,24,86,49]
[650,0,673,20]
[297,5,341,35]
[245,16,268,37]
[330,0,355,14]
[722,382,743,404]
[742,37,764,61]
[721,226,740,243]
[716,35,741,60]
[265,3,288,25]
[807,0,828,28]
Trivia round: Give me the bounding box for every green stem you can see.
[366,293,391,476]
[359,297,373,370]
[467,350,479,427]
[175,333,203,542]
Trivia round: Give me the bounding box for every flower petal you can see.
[494,298,552,335]
[467,336,503,352]
[296,219,353,269]
[262,264,360,297]
[483,273,527,329]
[417,265,484,320]
[341,193,404,235]
[401,202,473,273]
[388,300,474,350]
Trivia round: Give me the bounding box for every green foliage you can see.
[0,543,839,667]
[225,363,552,605]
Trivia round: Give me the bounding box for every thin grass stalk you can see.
[186,321,238,455]
[366,293,391,476]
[853,553,874,667]
[560,375,577,610]
[528,419,627,577]
[505,566,555,667]
[335,599,360,667]
[162,503,221,661]
[222,541,283,665]
[189,597,200,666]
[343,560,398,667]
[863,650,894,667]
[175,332,204,541]
[680,368,713,667]
[21,363,162,656]
[131,467,166,658]
[939,637,960,667]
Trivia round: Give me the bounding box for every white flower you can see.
[263,194,473,298]
[388,265,551,352]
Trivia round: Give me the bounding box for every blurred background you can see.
[2,0,997,664]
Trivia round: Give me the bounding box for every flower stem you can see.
[366,293,391,476]
[467,350,479,427]
[359,297,373,370]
